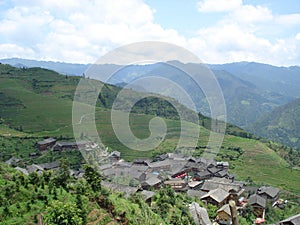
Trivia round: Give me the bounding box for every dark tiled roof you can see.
[140,190,155,201]
[201,179,242,192]
[257,186,280,198]
[37,138,56,145]
[101,181,138,198]
[201,188,230,203]
[187,190,206,199]
[26,164,44,173]
[207,166,222,174]
[143,176,161,186]
[217,204,231,216]
[248,194,266,208]
[39,161,60,170]
[279,213,300,225]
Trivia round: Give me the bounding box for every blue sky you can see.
[0,0,299,65]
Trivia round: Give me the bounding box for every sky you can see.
[0,0,299,66]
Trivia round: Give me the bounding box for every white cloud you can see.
[0,0,299,66]
[229,5,273,23]
[0,0,185,63]
[0,43,35,58]
[197,0,242,12]
[192,0,300,65]
[276,14,300,26]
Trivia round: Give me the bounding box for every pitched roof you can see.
[26,164,44,173]
[257,186,280,198]
[188,181,202,188]
[187,190,206,199]
[140,190,155,201]
[217,204,231,216]
[15,167,29,175]
[39,161,59,170]
[207,166,222,174]
[279,213,300,225]
[201,179,242,192]
[164,178,186,185]
[37,138,56,145]
[248,194,266,208]
[143,176,161,186]
[101,181,138,198]
[109,151,121,157]
[196,170,211,177]
[201,188,229,203]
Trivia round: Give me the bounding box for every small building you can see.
[5,157,20,166]
[15,166,29,175]
[140,190,155,204]
[257,186,280,201]
[39,161,60,170]
[133,158,149,166]
[53,141,90,151]
[248,194,266,218]
[109,151,121,161]
[217,161,229,168]
[217,204,231,224]
[187,189,206,199]
[36,138,56,151]
[164,178,187,191]
[101,181,138,198]
[201,188,230,207]
[26,164,44,174]
[188,180,202,190]
[278,213,300,225]
[141,176,162,190]
[194,170,212,181]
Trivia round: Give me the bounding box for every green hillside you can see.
[0,64,300,195]
[252,98,300,150]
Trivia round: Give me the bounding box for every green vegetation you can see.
[252,98,300,150]
[0,162,199,224]
[0,64,300,196]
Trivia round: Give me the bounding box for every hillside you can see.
[209,62,300,98]
[0,64,300,196]
[252,98,300,150]
[1,59,298,131]
[0,161,200,224]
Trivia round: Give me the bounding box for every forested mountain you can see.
[252,98,300,150]
[2,59,298,129]
[0,63,300,224]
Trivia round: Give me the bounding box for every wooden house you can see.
[164,178,187,191]
[200,188,230,207]
[278,213,300,225]
[36,138,56,151]
[217,204,231,224]
[248,194,266,218]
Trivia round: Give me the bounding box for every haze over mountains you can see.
[1,58,300,149]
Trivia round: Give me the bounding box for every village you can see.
[5,137,300,225]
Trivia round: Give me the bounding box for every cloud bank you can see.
[0,0,299,65]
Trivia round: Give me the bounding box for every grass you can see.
[0,64,300,195]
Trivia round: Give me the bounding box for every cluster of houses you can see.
[96,151,288,224]
[36,138,96,152]
[6,138,300,225]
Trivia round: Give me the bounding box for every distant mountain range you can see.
[1,58,300,149]
[252,98,300,149]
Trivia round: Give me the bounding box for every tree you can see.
[207,203,218,220]
[44,200,83,225]
[83,165,102,192]
[53,159,70,188]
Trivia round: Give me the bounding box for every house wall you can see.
[217,211,231,222]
